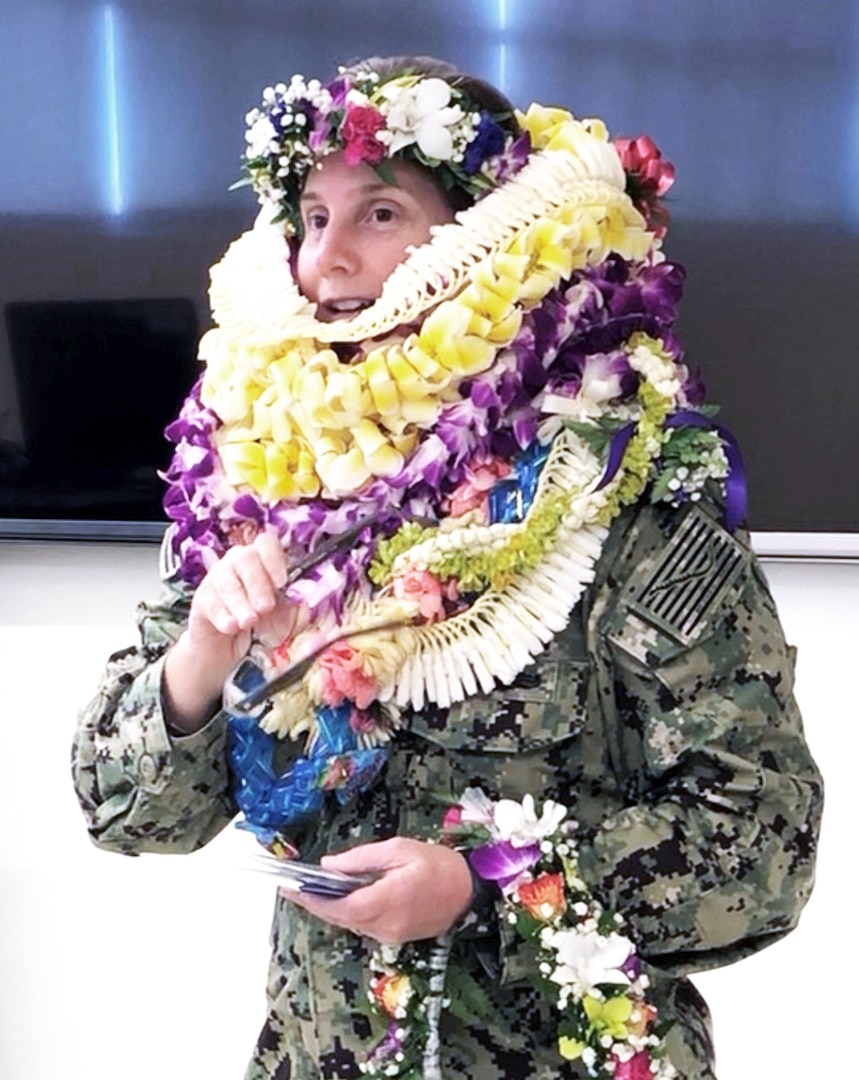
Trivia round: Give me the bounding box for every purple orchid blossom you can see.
[621,952,643,980]
[469,840,541,889]
[365,1022,405,1067]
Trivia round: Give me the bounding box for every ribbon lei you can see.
[666,411,747,531]
[595,422,637,491]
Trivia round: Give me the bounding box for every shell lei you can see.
[165,105,727,754]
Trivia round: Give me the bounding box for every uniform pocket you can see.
[409,655,591,753]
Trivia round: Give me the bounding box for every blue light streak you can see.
[497,0,508,91]
[102,5,122,215]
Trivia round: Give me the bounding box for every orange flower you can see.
[372,972,413,1019]
[517,872,566,920]
[627,1002,658,1039]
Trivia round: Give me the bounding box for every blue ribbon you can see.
[227,690,388,844]
[488,440,552,524]
[595,422,638,491]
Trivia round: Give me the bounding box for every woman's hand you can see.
[163,533,303,733]
[282,838,474,945]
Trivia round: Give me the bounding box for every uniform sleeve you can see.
[71,535,237,855]
[575,500,823,976]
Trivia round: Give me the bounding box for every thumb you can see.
[321,838,407,874]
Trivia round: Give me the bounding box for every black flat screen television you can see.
[0,297,199,539]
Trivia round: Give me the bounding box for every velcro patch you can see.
[631,505,747,645]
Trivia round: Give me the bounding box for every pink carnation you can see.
[446,454,512,520]
[392,568,447,624]
[317,640,379,710]
[340,104,387,166]
[612,1050,655,1080]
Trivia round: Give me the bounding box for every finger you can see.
[280,887,366,929]
[321,837,413,874]
[252,532,289,590]
[208,559,264,631]
[213,545,285,628]
[255,597,307,649]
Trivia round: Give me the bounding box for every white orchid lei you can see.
[166,100,732,836]
[363,791,676,1080]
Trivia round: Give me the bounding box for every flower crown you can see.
[237,68,527,235]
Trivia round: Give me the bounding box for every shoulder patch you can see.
[630,505,747,646]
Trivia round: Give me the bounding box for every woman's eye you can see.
[371,206,396,224]
[304,210,327,231]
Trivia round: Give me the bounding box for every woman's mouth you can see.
[318,298,374,321]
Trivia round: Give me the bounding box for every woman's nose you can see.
[315,220,360,278]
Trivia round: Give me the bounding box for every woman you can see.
[73,56,822,1079]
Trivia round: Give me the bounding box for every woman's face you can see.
[296,151,455,322]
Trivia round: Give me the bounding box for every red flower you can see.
[340,105,387,166]
[517,872,566,920]
[446,454,512,520]
[612,1050,655,1080]
[271,637,293,665]
[614,134,676,239]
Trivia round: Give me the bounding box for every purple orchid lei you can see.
[163,255,703,628]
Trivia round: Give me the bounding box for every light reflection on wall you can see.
[101,5,123,216]
[0,0,852,223]
[497,0,508,94]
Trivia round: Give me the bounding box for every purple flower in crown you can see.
[325,75,350,109]
[493,130,532,184]
[463,113,507,174]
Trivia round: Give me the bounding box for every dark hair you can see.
[340,55,520,213]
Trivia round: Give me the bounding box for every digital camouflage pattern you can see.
[72,493,823,1079]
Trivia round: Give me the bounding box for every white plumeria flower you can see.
[492,793,567,847]
[380,78,465,160]
[546,927,632,996]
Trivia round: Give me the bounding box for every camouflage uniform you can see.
[72,492,823,1079]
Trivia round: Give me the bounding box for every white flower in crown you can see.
[492,793,567,847]
[544,927,633,996]
[246,113,277,158]
[376,77,467,160]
